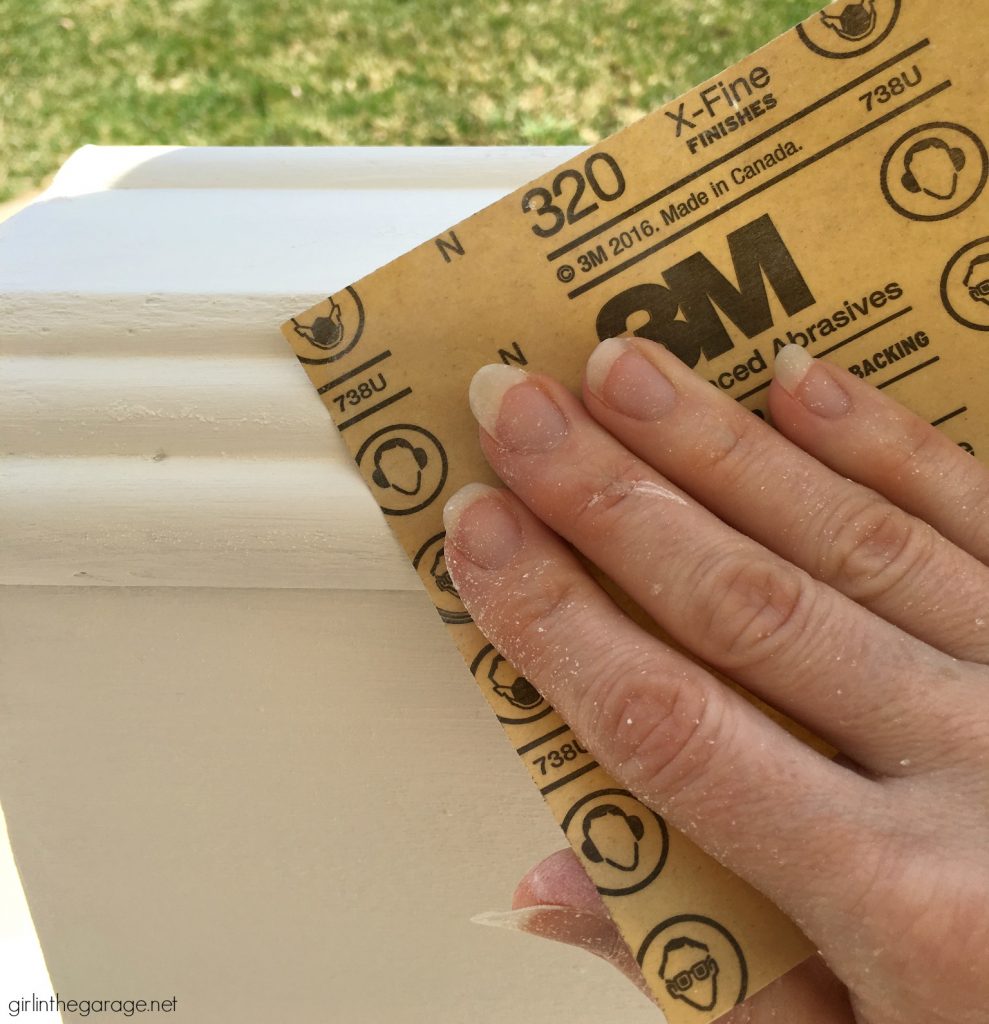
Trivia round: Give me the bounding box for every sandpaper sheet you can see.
[279,2,989,1017]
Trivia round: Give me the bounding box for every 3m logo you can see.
[595,214,816,368]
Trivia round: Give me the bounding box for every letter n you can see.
[436,231,465,263]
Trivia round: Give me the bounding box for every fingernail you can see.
[471,906,571,934]
[473,905,657,1002]
[774,345,851,418]
[471,906,624,956]
[586,337,678,420]
[442,482,523,569]
[468,364,568,452]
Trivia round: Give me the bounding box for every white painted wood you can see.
[0,188,516,298]
[0,147,658,1024]
[0,355,333,458]
[47,144,586,194]
[0,585,659,1024]
[0,145,580,589]
[1,456,420,590]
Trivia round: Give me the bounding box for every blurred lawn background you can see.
[2,0,821,204]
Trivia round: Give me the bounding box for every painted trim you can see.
[0,146,578,587]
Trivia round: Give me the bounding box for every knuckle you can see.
[833,831,901,921]
[571,647,663,747]
[948,470,989,559]
[882,415,944,478]
[686,407,755,481]
[618,690,726,806]
[568,453,655,533]
[823,496,932,602]
[577,662,715,802]
[507,569,588,677]
[693,553,811,668]
[926,692,989,772]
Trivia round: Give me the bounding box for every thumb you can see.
[472,848,658,1003]
[472,849,855,1023]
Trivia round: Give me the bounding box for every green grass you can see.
[1,0,821,204]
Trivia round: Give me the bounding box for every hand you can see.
[441,338,989,1024]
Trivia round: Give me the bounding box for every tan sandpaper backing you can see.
[279,2,988,1017]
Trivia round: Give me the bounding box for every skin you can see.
[442,337,989,1024]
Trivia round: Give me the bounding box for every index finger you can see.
[442,480,885,936]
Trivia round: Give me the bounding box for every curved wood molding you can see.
[0,146,581,588]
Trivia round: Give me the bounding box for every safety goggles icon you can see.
[968,280,989,299]
[665,955,717,993]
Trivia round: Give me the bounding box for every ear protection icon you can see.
[290,317,313,341]
[581,806,644,863]
[902,140,966,193]
[371,438,428,488]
